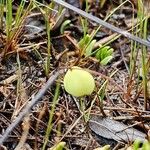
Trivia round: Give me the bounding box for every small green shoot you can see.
[14,0,26,27]
[77,1,128,62]
[60,19,71,34]
[78,34,113,65]
[78,33,96,56]
[134,0,149,110]
[85,39,96,56]
[78,34,91,50]
[44,4,52,76]
[34,0,64,76]
[1,0,32,59]
[0,0,4,30]
[78,0,129,59]
[6,0,13,41]
[96,46,114,65]
[80,0,89,37]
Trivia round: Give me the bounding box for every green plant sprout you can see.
[80,0,89,37]
[0,0,33,59]
[78,34,114,65]
[6,0,12,41]
[34,1,53,76]
[33,0,65,76]
[0,0,4,30]
[78,34,90,51]
[77,33,99,56]
[96,46,114,65]
[60,19,71,34]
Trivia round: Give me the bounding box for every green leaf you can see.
[106,48,114,57]
[95,47,102,59]
[100,56,113,65]
[85,39,96,56]
[96,46,110,60]
[60,19,71,34]
[100,46,111,60]
[95,46,114,65]
[78,34,90,49]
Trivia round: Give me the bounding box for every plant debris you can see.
[0,0,150,149]
[89,115,146,147]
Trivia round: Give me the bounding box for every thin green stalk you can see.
[129,1,138,77]
[0,0,4,30]
[58,4,63,16]
[44,11,51,76]
[46,16,51,56]
[42,82,60,150]
[14,0,26,26]
[6,0,12,40]
[82,0,89,37]
[129,16,146,92]
[12,1,33,39]
[33,1,56,76]
[137,0,148,110]
[16,52,22,99]
[79,97,87,121]
[47,1,55,16]
[142,17,148,110]
[33,0,57,13]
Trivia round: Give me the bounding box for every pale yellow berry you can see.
[63,66,95,97]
